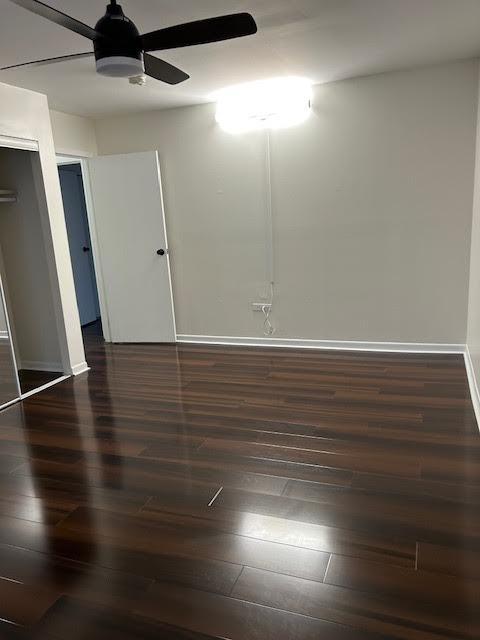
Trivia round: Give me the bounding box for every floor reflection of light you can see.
[1,405,49,546]
[16,475,36,498]
[18,495,48,524]
[238,511,331,550]
[0,576,22,585]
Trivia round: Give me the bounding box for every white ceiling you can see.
[0,0,480,117]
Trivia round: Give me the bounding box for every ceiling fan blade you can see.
[0,52,93,71]
[144,54,189,85]
[141,13,257,52]
[8,0,99,40]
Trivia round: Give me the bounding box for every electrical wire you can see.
[263,129,276,336]
[262,282,275,336]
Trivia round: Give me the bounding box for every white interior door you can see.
[87,151,176,343]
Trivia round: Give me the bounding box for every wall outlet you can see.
[252,302,272,312]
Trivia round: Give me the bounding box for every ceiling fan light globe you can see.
[96,56,145,78]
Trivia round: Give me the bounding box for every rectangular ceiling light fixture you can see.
[214,77,312,134]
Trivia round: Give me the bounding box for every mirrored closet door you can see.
[0,146,66,403]
[0,280,20,408]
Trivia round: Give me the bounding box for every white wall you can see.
[0,82,86,374]
[271,62,477,344]
[466,66,480,418]
[94,60,478,345]
[50,109,98,157]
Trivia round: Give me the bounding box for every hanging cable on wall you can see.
[214,78,313,338]
[263,129,276,336]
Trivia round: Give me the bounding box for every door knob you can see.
[82,246,90,253]
[157,249,165,256]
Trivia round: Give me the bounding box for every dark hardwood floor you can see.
[0,327,478,639]
[18,369,65,395]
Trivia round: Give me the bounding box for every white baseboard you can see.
[0,331,9,340]
[71,361,90,376]
[464,347,480,432]
[176,334,465,354]
[18,360,64,373]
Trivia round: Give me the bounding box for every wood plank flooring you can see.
[0,326,478,639]
[18,369,65,395]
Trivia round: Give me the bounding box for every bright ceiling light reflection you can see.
[214,77,312,134]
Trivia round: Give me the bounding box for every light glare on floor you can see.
[214,77,312,134]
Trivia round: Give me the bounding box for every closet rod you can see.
[0,190,17,203]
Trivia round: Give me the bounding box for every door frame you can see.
[57,152,178,344]
[57,154,112,341]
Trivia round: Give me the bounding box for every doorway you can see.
[58,162,102,335]
[58,151,176,345]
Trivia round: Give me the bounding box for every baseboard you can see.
[71,361,90,376]
[16,360,89,376]
[464,347,480,432]
[176,334,465,354]
[0,331,9,340]
[18,360,64,373]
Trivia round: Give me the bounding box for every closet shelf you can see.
[0,190,17,203]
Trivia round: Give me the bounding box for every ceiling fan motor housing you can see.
[94,2,144,77]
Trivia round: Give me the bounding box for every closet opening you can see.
[0,145,69,405]
[57,159,104,346]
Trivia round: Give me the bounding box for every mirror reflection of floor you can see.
[0,340,19,405]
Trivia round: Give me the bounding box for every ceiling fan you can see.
[1,0,258,85]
